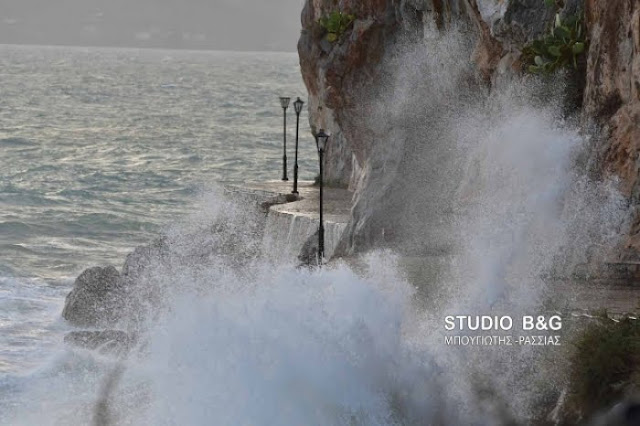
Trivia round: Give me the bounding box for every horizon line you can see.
[0,42,299,55]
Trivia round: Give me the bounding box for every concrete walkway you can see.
[551,279,640,316]
[226,180,353,260]
[226,180,352,221]
[227,181,639,315]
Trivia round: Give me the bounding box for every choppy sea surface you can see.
[0,44,315,374]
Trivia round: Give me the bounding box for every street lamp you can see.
[292,97,305,194]
[279,97,291,181]
[315,129,330,263]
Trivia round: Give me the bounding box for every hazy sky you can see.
[0,0,305,51]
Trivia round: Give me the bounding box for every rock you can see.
[603,105,640,200]
[299,0,478,254]
[473,0,586,87]
[298,0,640,259]
[60,239,172,331]
[583,0,640,121]
[121,237,168,283]
[489,0,556,51]
[468,0,504,81]
[583,0,640,257]
[589,397,640,426]
[298,0,428,187]
[64,330,135,355]
[62,266,126,327]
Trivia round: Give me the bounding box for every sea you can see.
[0,44,316,376]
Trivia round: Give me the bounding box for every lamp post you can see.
[315,129,330,264]
[279,97,291,181]
[292,97,304,194]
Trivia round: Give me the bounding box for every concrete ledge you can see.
[226,181,353,261]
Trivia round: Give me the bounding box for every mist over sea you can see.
[0,44,315,374]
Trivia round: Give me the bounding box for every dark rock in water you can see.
[64,330,134,355]
[121,237,168,283]
[62,266,126,327]
[62,199,267,331]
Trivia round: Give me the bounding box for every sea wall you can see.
[225,181,352,263]
[263,208,348,262]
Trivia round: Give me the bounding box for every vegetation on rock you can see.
[566,314,640,418]
[522,0,587,75]
[318,11,355,43]
[522,12,587,74]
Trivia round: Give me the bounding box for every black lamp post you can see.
[292,97,304,194]
[315,129,330,263]
[279,97,291,181]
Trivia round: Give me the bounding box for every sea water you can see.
[0,44,315,375]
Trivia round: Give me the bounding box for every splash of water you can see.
[327,25,627,419]
[2,28,630,426]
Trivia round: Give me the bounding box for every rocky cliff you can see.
[298,0,640,258]
[298,0,425,187]
[583,0,640,257]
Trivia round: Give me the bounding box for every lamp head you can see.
[315,129,330,153]
[293,97,304,115]
[279,96,291,109]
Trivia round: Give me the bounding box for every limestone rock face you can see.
[472,0,584,83]
[299,0,640,256]
[487,0,554,50]
[298,0,427,187]
[299,0,477,255]
[582,0,640,256]
[62,266,126,327]
[583,0,640,121]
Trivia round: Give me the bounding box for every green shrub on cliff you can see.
[566,315,640,417]
[318,11,355,43]
[522,13,587,74]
